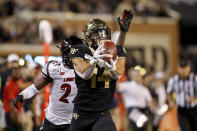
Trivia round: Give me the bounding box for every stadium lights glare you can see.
[18,58,25,66]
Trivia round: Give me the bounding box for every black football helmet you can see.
[83,18,111,49]
[59,36,83,69]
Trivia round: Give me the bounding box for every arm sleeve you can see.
[70,45,92,60]
[167,77,174,94]
[70,45,95,79]
[116,45,127,57]
[19,84,39,100]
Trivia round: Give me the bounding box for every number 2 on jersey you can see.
[59,83,71,103]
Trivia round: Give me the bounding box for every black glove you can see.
[13,95,23,109]
[118,10,133,32]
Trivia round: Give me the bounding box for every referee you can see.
[167,58,197,131]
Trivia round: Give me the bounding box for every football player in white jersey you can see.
[13,36,83,131]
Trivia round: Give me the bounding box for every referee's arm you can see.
[188,75,197,103]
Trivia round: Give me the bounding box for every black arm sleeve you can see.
[70,45,93,60]
[116,45,127,57]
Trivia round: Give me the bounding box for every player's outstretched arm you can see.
[71,44,110,80]
[72,58,92,74]
[115,57,126,76]
[117,10,133,46]
[72,57,104,80]
[13,76,51,109]
[71,46,102,75]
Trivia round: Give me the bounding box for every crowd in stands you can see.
[0,0,170,14]
[0,0,179,44]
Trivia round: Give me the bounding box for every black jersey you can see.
[70,44,126,112]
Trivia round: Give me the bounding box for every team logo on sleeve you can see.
[70,48,78,55]
[73,113,79,120]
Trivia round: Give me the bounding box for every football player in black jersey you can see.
[69,10,133,131]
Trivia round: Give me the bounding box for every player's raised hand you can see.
[13,95,23,109]
[118,10,133,32]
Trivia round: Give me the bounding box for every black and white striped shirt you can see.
[167,73,197,108]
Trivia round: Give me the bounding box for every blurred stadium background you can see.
[0,0,197,131]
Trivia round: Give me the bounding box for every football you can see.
[101,40,117,63]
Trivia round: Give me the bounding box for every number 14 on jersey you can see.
[91,68,111,88]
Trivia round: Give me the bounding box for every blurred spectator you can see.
[3,66,22,131]
[167,57,197,131]
[3,0,15,16]
[0,25,11,43]
[77,0,93,13]
[0,54,19,131]
[20,65,34,131]
[0,54,20,131]
[0,53,20,101]
[23,19,39,44]
[0,102,6,131]
[152,71,167,131]
[67,0,80,13]
[153,71,167,109]
[29,62,42,131]
[0,0,3,17]
[118,67,154,131]
[23,62,42,131]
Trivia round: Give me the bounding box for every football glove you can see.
[13,95,23,109]
[109,58,120,80]
[85,44,110,66]
[98,59,112,69]
[118,10,133,32]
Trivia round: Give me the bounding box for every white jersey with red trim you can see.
[41,60,77,125]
